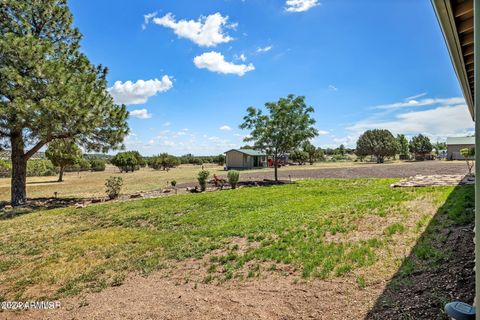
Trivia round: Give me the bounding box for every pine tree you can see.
[0,1,129,205]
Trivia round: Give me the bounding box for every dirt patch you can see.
[8,272,387,320]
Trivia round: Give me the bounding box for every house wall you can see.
[225,151,266,169]
[226,150,246,168]
[447,144,475,160]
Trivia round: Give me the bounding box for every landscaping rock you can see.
[390,174,474,188]
[130,193,144,199]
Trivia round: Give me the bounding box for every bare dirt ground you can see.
[9,272,385,320]
[237,161,468,181]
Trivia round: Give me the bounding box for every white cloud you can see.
[285,0,320,12]
[318,130,329,135]
[152,12,234,47]
[372,97,465,110]
[219,125,232,131]
[333,135,356,147]
[348,104,474,141]
[162,122,171,127]
[108,76,173,105]
[194,51,255,76]
[142,12,157,30]
[328,85,338,91]
[129,108,152,119]
[405,92,427,101]
[234,53,247,61]
[256,46,272,53]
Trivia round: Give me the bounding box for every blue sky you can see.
[69,0,474,156]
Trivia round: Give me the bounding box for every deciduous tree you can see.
[45,139,82,182]
[240,95,318,181]
[111,151,143,173]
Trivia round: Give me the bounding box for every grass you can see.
[0,161,411,201]
[0,178,472,300]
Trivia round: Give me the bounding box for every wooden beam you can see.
[465,44,475,55]
[458,17,474,33]
[466,54,475,65]
[462,32,474,46]
[454,1,474,18]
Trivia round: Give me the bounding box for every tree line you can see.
[355,129,440,163]
[109,151,226,173]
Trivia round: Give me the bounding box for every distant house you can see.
[225,149,267,170]
[446,136,475,160]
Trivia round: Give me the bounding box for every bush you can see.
[27,160,58,177]
[290,150,308,165]
[111,151,143,172]
[65,158,91,172]
[0,160,12,178]
[227,170,240,189]
[197,170,210,192]
[171,180,177,187]
[105,176,123,199]
[148,153,180,170]
[90,159,106,171]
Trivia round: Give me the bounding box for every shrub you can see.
[65,158,91,172]
[0,160,12,178]
[197,170,210,192]
[27,160,58,177]
[460,147,475,175]
[227,170,240,189]
[105,176,123,199]
[90,159,106,171]
[171,180,177,187]
[148,153,180,170]
[290,149,309,165]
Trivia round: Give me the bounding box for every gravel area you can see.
[237,161,468,181]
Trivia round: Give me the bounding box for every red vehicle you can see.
[267,158,284,168]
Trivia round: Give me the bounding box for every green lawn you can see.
[0,179,473,300]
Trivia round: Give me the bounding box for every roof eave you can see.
[432,0,475,119]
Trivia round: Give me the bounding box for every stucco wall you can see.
[447,144,474,160]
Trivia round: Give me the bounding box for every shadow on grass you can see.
[27,180,62,185]
[366,184,475,319]
[0,197,81,220]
